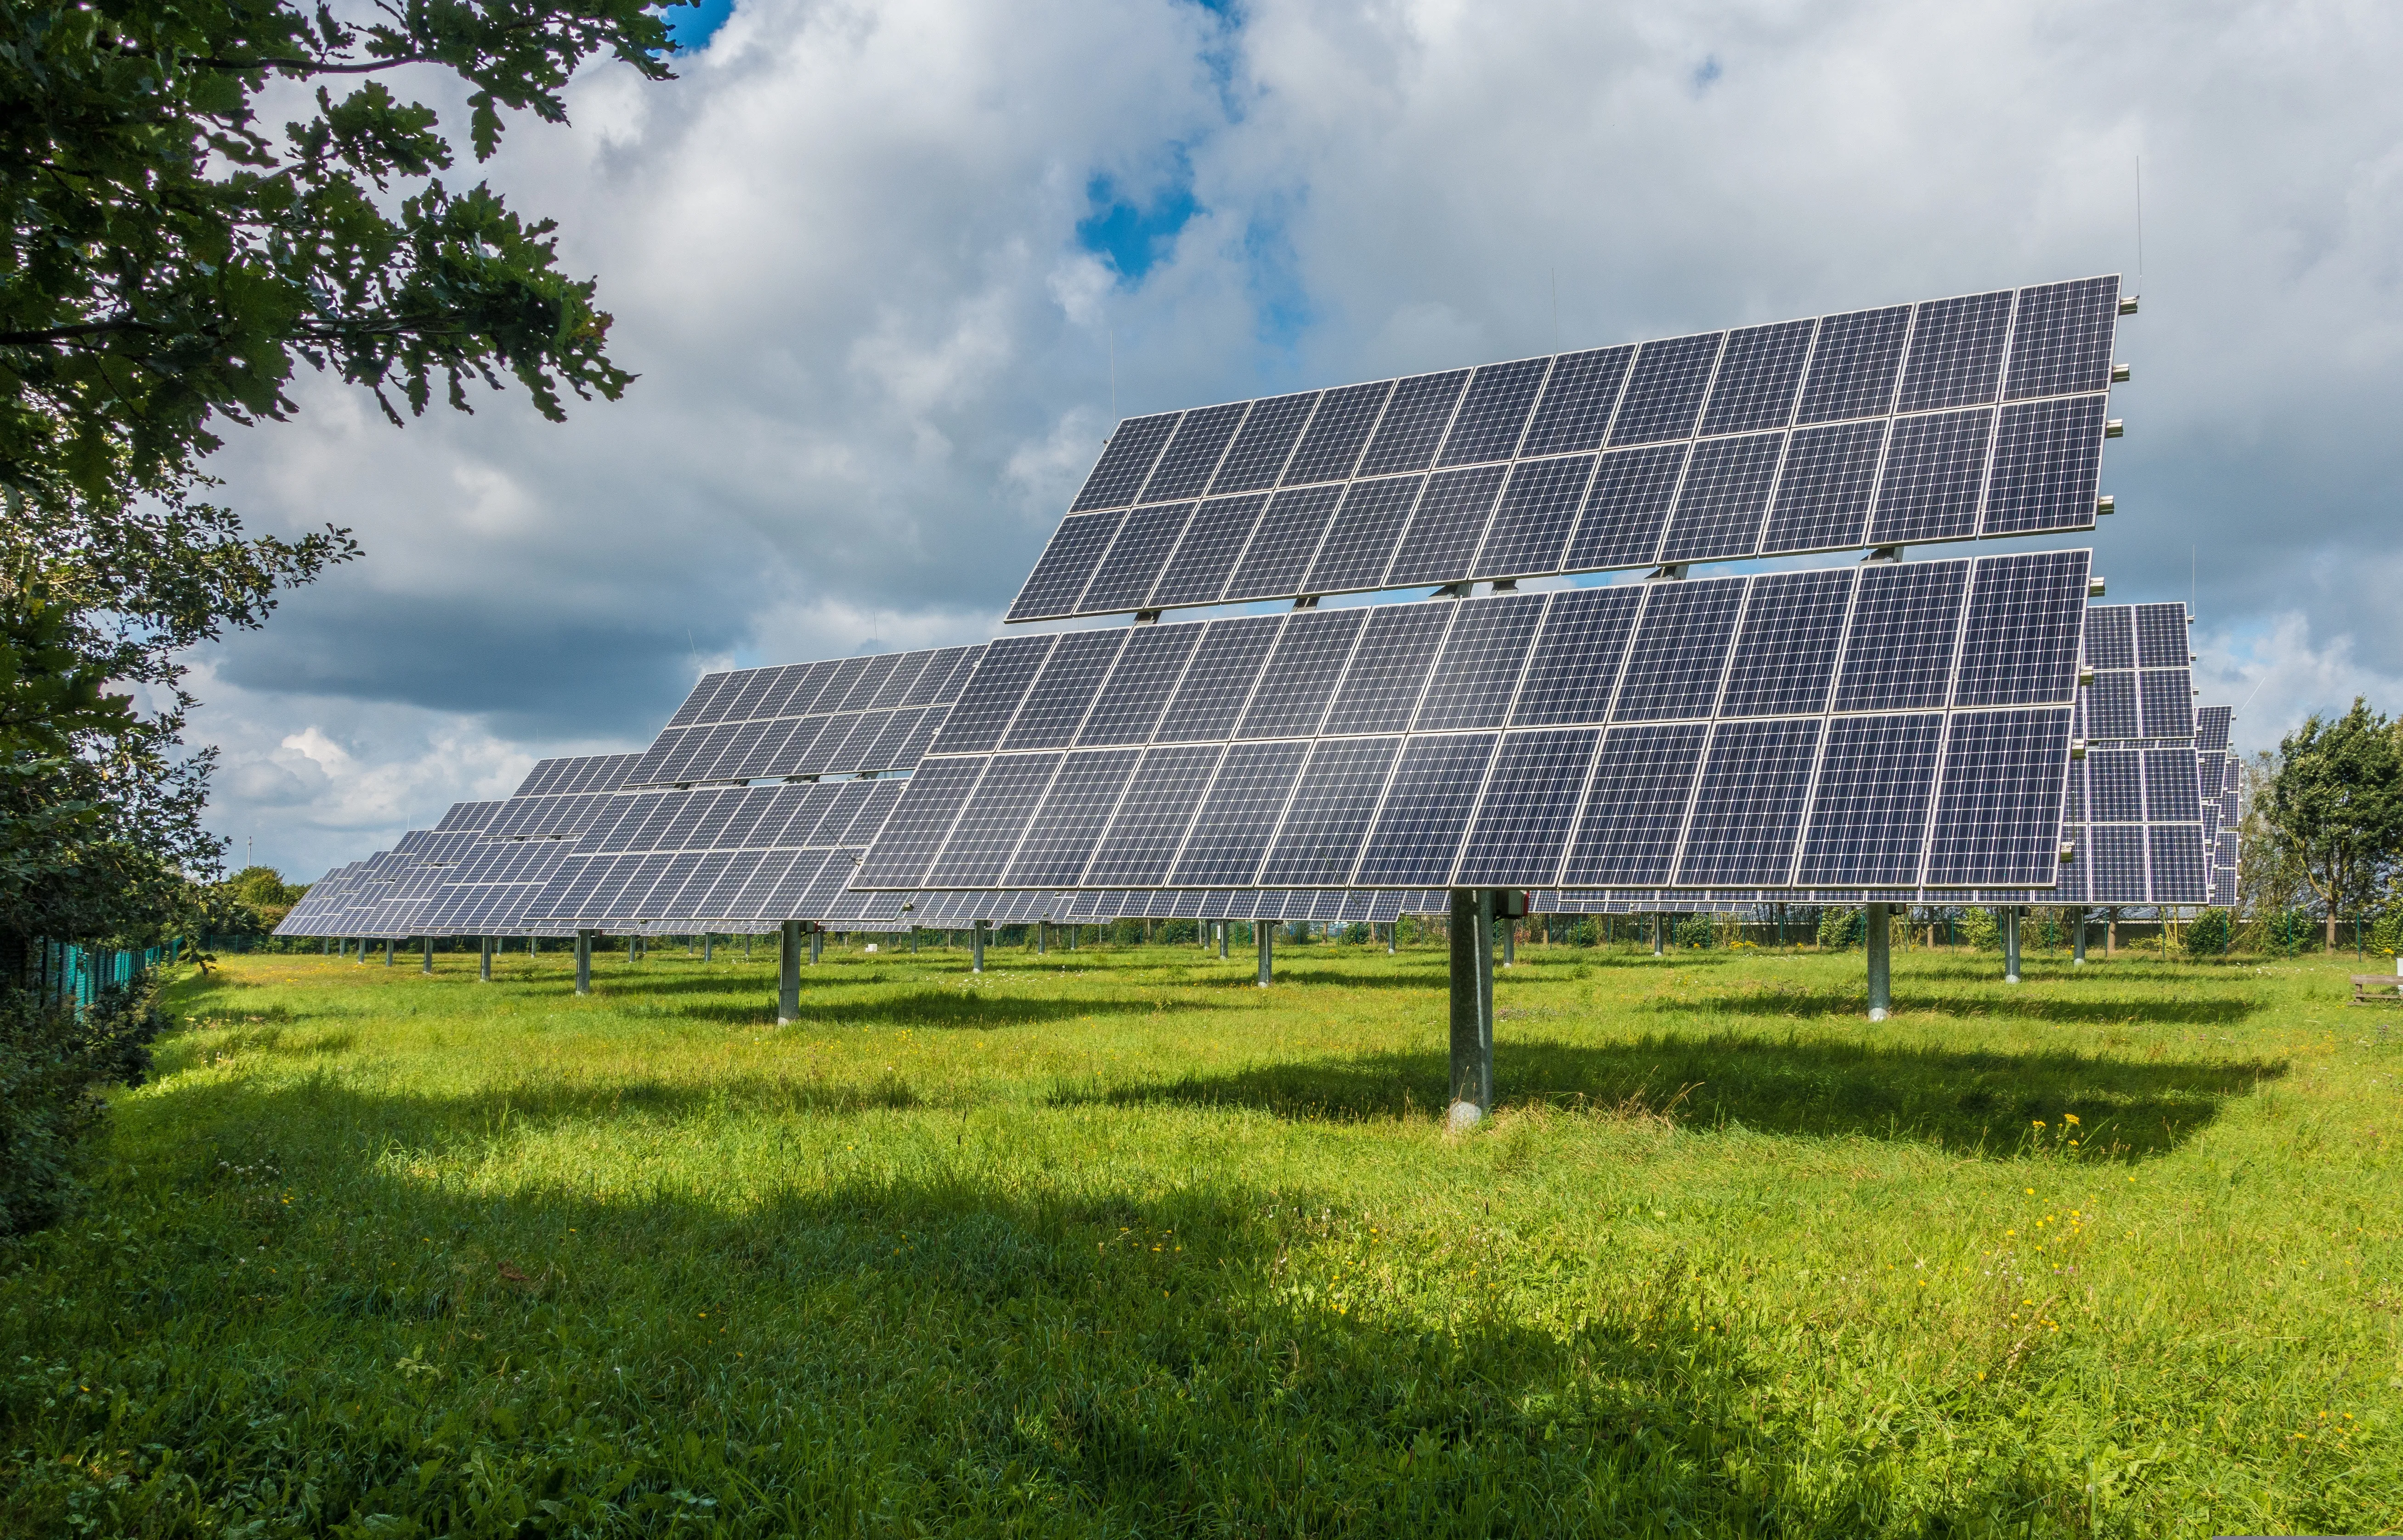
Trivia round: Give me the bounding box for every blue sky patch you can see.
[1078,171,1201,283]
[666,0,735,52]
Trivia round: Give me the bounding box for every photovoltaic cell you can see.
[1470,454,1596,579]
[1866,407,1991,544]
[1148,495,1265,607]
[1953,551,2091,707]
[1358,370,1470,477]
[1519,346,1635,457]
[1352,735,1499,885]
[1168,741,1307,885]
[1071,414,1178,512]
[1658,432,1784,562]
[2086,749,2142,821]
[1561,444,1687,570]
[1142,401,1248,502]
[1223,485,1341,602]
[1236,609,1366,739]
[1413,593,1546,731]
[1511,586,1642,726]
[1005,750,1140,886]
[1609,333,1724,446]
[1386,464,1510,587]
[1453,728,1599,886]
[1008,512,1123,621]
[1084,745,1221,885]
[1923,708,2074,885]
[1077,624,1204,747]
[1001,629,1125,750]
[2135,605,2188,668]
[2083,673,2138,740]
[1792,714,1945,884]
[1321,605,1453,734]
[2138,671,2195,740]
[1282,382,1391,485]
[1154,616,1281,742]
[928,636,1054,755]
[1798,309,1911,425]
[1257,738,1404,885]
[1832,562,1968,712]
[1982,396,2104,536]
[1699,319,1814,437]
[1079,502,1193,613]
[1718,568,1852,717]
[1897,290,2013,412]
[1611,579,1747,722]
[1210,392,1317,493]
[1304,476,1425,593]
[1438,358,1551,466]
[2143,748,2202,822]
[2006,277,2121,399]
[927,753,1062,886]
[1757,420,1885,553]
[1556,724,1711,885]
[1673,718,1823,883]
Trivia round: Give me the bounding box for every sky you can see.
[189,0,2403,880]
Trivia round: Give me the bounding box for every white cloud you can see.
[187,0,2403,876]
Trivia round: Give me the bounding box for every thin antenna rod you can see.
[2135,155,2144,298]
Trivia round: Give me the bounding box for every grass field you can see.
[4,934,2397,1537]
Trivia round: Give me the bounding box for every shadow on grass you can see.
[1061,1032,2285,1159]
[23,1071,2117,1537]
[656,985,1227,1031]
[1679,984,2266,1027]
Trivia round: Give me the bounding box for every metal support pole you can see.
[910,928,918,955]
[422,936,434,974]
[1502,917,1515,968]
[2003,906,2022,984]
[1036,922,1047,955]
[1387,921,1396,955]
[1652,913,1664,956]
[1866,902,1891,1020]
[1257,923,1272,986]
[809,925,822,965]
[479,936,492,982]
[384,938,394,966]
[2073,908,2086,965]
[971,920,986,974]
[1218,920,1228,960]
[574,930,593,995]
[1448,890,1495,1125]
[703,933,714,962]
[778,919,802,1023]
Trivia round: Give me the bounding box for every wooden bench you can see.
[2350,974,2403,1005]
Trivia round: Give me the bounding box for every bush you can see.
[1816,908,1864,949]
[1958,908,2001,952]
[2183,908,2233,957]
[0,970,172,1236]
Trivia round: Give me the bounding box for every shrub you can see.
[0,970,172,1236]
[1958,908,2001,952]
[2183,908,2233,957]
[1816,908,1864,949]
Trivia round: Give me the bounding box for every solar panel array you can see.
[863,548,2092,896]
[625,647,983,788]
[2051,604,2206,906]
[2195,704,2241,906]
[1010,277,2122,622]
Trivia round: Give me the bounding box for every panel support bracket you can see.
[1861,545,1904,565]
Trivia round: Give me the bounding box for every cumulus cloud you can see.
[188,0,2403,875]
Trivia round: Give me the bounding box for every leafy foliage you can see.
[2259,699,2403,949]
[0,966,168,1235]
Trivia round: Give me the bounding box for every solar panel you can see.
[1010,276,2122,621]
[629,645,983,789]
[862,547,2092,895]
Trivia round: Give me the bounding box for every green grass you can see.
[5,935,2398,1536]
